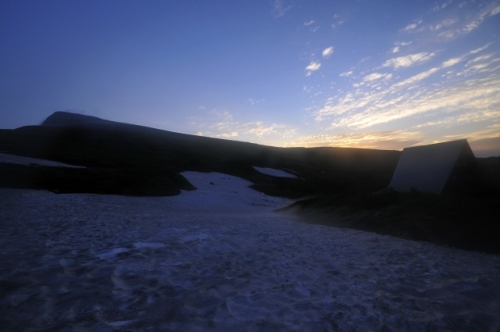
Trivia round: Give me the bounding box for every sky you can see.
[1,0,499,157]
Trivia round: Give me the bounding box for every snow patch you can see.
[253,166,298,178]
[0,152,85,168]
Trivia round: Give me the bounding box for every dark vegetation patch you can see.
[0,163,193,196]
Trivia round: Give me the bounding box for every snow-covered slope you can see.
[1,172,499,331]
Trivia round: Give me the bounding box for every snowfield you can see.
[1,171,499,331]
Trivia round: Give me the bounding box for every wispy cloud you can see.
[192,109,296,141]
[457,55,500,76]
[363,72,392,82]
[415,110,500,130]
[219,132,239,138]
[391,67,440,89]
[294,2,498,151]
[382,52,436,69]
[306,61,321,71]
[331,15,346,29]
[442,123,500,143]
[467,54,493,65]
[404,23,417,31]
[240,122,296,137]
[432,0,453,12]
[305,61,321,76]
[470,42,493,54]
[403,20,422,31]
[314,41,500,132]
[285,130,424,150]
[303,19,320,32]
[442,57,462,67]
[392,41,412,53]
[432,17,458,31]
[272,0,292,17]
[210,110,233,121]
[316,73,500,130]
[322,46,334,58]
[206,110,239,137]
[405,2,500,41]
[246,98,265,105]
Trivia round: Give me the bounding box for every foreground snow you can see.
[1,172,499,331]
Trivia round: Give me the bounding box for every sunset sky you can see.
[1,0,499,156]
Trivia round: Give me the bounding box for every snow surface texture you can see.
[1,171,499,331]
[253,166,298,178]
[0,152,85,168]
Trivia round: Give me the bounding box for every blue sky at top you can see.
[1,0,499,156]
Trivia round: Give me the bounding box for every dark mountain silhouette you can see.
[0,111,402,197]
